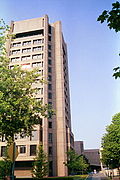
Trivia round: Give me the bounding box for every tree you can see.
[101,113,120,174]
[97,1,120,32]
[0,159,12,179]
[97,1,120,79]
[0,19,54,144]
[64,149,89,175]
[32,146,49,179]
[0,147,12,179]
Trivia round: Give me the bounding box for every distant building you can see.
[84,149,101,171]
[74,141,84,155]
[74,141,101,171]
[0,15,74,177]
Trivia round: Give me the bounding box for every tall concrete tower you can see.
[0,15,74,177]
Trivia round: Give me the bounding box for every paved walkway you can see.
[86,172,108,180]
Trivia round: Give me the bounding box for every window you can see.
[38,70,43,76]
[32,54,43,60]
[33,39,44,45]
[12,49,20,55]
[49,161,53,176]
[48,133,52,143]
[1,146,6,157]
[48,102,52,105]
[20,132,26,139]
[37,88,43,95]
[22,48,31,53]
[1,136,5,142]
[23,41,31,46]
[48,36,51,41]
[12,42,21,47]
[40,128,43,142]
[21,63,31,70]
[33,46,43,52]
[48,59,52,65]
[49,147,52,155]
[20,145,26,153]
[48,52,51,57]
[48,122,52,128]
[48,92,52,99]
[16,30,44,38]
[36,97,43,102]
[48,67,52,73]
[10,66,14,69]
[11,57,20,62]
[21,56,31,61]
[30,130,38,141]
[48,45,51,50]
[48,84,52,90]
[48,25,51,34]
[30,145,36,156]
[48,75,52,81]
[32,62,43,68]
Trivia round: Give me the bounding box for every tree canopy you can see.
[0,20,54,143]
[101,113,120,170]
[97,1,120,79]
[64,149,89,175]
[97,1,120,32]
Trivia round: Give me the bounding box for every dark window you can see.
[48,25,51,34]
[48,92,52,99]
[49,161,53,176]
[48,52,51,57]
[48,36,51,41]
[48,67,52,73]
[48,102,52,105]
[20,145,26,153]
[49,147,52,155]
[30,145,36,156]
[48,84,52,90]
[48,122,52,128]
[48,133,52,143]
[48,75,52,81]
[15,30,44,38]
[1,146,6,157]
[33,39,44,44]
[48,59,52,65]
[23,41,31,46]
[48,45,51,50]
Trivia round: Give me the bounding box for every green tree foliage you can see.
[97,1,120,32]
[32,146,49,179]
[0,147,12,178]
[101,113,120,171]
[97,1,120,79]
[0,160,12,178]
[64,150,89,175]
[0,20,54,143]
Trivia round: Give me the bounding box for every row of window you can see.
[1,145,53,158]
[11,53,44,62]
[11,39,44,47]
[1,145,37,157]
[11,46,44,55]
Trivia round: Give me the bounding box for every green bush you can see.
[0,160,12,178]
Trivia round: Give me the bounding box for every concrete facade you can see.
[0,15,74,177]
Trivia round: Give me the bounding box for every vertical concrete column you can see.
[54,21,68,176]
